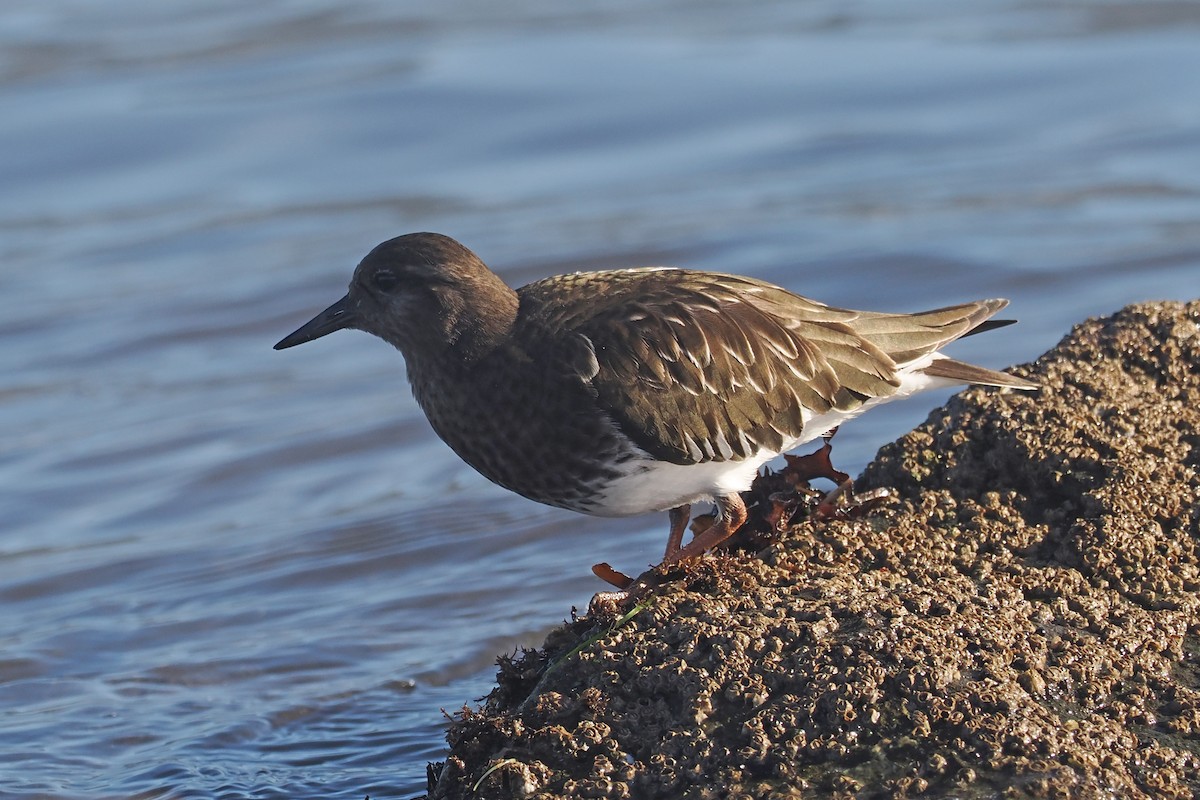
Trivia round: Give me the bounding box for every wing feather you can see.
[517,269,1016,466]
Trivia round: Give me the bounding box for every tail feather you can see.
[856,298,1037,390]
[962,318,1017,337]
[923,357,1038,390]
[854,299,1009,365]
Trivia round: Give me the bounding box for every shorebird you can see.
[275,233,1036,590]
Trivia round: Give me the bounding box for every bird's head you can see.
[274,232,519,364]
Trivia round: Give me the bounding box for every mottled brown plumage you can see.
[517,269,1020,468]
[275,232,1037,588]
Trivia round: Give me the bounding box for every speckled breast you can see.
[405,352,647,515]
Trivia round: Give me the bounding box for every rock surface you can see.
[422,301,1200,800]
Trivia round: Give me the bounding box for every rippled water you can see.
[2,2,1199,797]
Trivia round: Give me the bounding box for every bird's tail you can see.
[859,298,1039,390]
[923,357,1038,390]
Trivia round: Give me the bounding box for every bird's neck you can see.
[403,279,520,427]
[443,276,520,364]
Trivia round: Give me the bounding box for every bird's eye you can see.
[372,270,399,292]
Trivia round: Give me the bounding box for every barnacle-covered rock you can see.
[423,302,1200,799]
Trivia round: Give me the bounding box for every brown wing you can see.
[518,268,1021,466]
[518,269,887,465]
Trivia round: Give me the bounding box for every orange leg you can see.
[591,498,744,595]
[662,503,691,560]
[659,493,747,567]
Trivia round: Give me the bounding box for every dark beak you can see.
[274,294,358,350]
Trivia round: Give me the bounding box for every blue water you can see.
[2,2,1198,797]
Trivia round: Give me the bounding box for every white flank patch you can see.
[591,455,768,517]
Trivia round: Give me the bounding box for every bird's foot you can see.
[780,438,890,519]
[588,561,671,613]
[591,561,634,590]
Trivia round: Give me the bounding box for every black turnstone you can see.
[275,233,1037,590]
